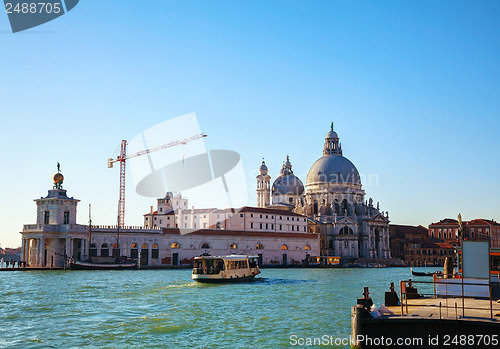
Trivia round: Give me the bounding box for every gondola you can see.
[410,267,442,277]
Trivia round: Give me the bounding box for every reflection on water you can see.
[0,267,434,348]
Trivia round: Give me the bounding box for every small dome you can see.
[306,155,360,185]
[259,161,268,175]
[326,130,338,139]
[272,174,304,196]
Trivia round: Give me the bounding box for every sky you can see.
[1,0,500,248]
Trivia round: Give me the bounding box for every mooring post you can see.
[351,304,364,349]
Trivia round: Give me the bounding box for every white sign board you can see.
[462,241,490,279]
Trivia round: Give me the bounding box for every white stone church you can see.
[256,124,391,260]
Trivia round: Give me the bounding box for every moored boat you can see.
[69,258,137,270]
[191,255,260,282]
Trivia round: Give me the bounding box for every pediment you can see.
[372,213,389,223]
[337,217,356,225]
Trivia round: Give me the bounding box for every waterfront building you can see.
[20,172,318,269]
[390,224,454,267]
[429,218,500,248]
[257,124,391,260]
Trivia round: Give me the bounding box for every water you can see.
[0,267,436,348]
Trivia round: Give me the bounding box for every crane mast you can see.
[109,133,207,228]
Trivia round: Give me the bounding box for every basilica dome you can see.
[306,155,360,185]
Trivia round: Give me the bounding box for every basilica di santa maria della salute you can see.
[257,124,391,260]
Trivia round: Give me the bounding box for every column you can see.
[21,239,25,264]
[26,239,30,266]
[34,239,39,266]
[65,238,71,259]
[40,238,45,267]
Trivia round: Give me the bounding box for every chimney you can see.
[150,206,154,214]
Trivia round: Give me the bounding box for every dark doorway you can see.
[258,253,263,266]
[282,254,288,266]
[140,249,149,266]
[172,253,179,266]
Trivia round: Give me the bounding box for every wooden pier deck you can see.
[386,297,500,321]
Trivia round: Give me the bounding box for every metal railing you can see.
[399,277,497,320]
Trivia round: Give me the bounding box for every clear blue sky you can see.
[1,1,500,247]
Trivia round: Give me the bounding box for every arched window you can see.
[281,244,288,250]
[256,243,264,250]
[131,243,138,258]
[304,245,311,251]
[100,243,109,257]
[89,243,97,257]
[171,242,180,249]
[112,243,120,258]
[230,243,238,249]
[201,243,210,249]
[141,243,148,248]
[339,226,354,235]
[152,243,159,259]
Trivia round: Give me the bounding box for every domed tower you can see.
[272,155,304,206]
[256,160,271,208]
[35,163,80,225]
[305,123,365,215]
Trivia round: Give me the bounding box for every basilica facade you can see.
[257,125,391,260]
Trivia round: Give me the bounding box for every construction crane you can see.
[108,133,207,228]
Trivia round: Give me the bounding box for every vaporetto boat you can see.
[191,255,260,282]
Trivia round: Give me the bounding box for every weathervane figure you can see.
[53,162,64,190]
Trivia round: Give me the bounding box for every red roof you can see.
[161,227,317,239]
[144,206,307,217]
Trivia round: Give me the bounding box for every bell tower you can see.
[256,160,271,208]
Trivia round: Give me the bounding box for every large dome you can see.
[306,155,361,185]
[272,174,304,195]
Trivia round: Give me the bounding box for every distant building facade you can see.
[144,193,308,233]
[390,224,455,267]
[257,125,391,260]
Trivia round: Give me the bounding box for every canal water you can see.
[0,267,436,348]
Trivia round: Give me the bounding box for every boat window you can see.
[230,243,237,249]
[281,244,288,250]
[217,259,225,270]
[249,258,257,268]
[171,242,180,249]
